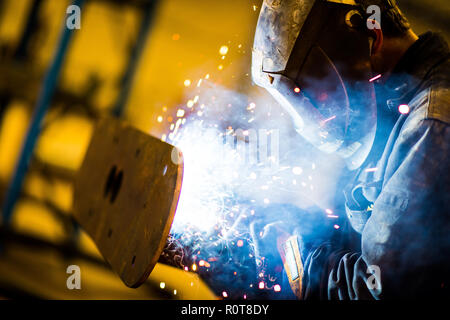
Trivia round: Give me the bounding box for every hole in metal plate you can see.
[104,165,123,204]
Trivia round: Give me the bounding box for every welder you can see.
[252,0,449,299]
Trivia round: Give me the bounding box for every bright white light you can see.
[170,123,241,232]
[219,45,229,56]
[176,109,185,117]
[166,83,340,248]
[369,74,382,82]
[398,104,410,114]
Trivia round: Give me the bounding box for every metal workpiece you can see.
[73,117,183,288]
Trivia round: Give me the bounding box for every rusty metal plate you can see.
[73,117,183,288]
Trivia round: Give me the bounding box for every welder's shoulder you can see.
[397,59,450,148]
[412,57,450,125]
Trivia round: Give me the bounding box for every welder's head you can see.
[252,0,410,170]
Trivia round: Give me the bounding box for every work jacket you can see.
[302,32,450,300]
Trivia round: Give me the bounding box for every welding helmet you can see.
[252,0,379,170]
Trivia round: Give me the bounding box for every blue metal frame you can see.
[112,1,159,118]
[1,0,85,224]
[1,0,159,225]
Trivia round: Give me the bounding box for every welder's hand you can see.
[251,204,336,263]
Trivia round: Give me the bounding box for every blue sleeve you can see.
[302,118,450,299]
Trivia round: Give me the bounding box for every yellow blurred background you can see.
[0,0,263,299]
[0,0,447,299]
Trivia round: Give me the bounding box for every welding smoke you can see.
[157,79,346,298]
[168,81,345,237]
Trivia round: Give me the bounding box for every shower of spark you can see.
[170,121,241,233]
[155,44,345,299]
